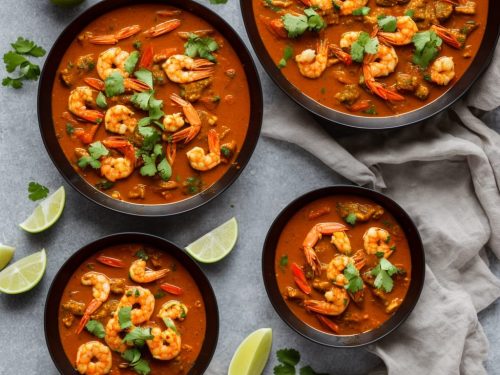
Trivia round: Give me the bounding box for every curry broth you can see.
[52,4,250,204]
[58,244,206,374]
[275,195,411,335]
[253,0,488,117]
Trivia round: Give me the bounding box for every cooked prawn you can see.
[118,286,155,325]
[455,1,476,14]
[68,86,104,123]
[303,222,348,275]
[331,231,352,255]
[303,286,349,316]
[104,316,129,353]
[162,55,214,84]
[146,326,182,360]
[144,19,181,38]
[430,56,455,86]
[332,0,369,15]
[158,300,188,322]
[326,250,366,286]
[100,137,136,182]
[295,40,329,79]
[378,16,418,46]
[366,44,398,78]
[76,272,110,334]
[186,129,221,171]
[129,259,169,283]
[363,227,394,258]
[363,60,405,102]
[96,47,130,80]
[88,25,141,45]
[105,105,137,135]
[170,94,202,144]
[75,341,112,375]
[163,113,185,132]
[340,31,361,49]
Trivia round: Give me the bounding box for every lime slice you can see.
[0,249,47,294]
[185,217,238,263]
[228,328,273,375]
[20,186,65,234]
[0,244,15,271]
[50,0,85,6]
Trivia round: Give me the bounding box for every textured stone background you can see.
[0,0,498,374]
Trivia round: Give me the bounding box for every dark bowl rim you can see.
[38,0,263,217]
[262,185,426,348]
[240,1,500,130]
[44,232,219,374]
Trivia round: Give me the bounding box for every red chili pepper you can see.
[293,276,311,295]
[291,263,308,284]
[316,315,340,334]
[160,282,183,295]
[139,44,154,69]
[96,256,126,268]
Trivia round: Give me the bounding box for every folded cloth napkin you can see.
[262,43,500,374]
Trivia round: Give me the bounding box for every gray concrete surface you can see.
[0,0,498,374]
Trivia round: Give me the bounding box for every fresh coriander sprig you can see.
[28,182,49,201]
[343,263,364,293]
[2,37,46,89]
[273,348,328,375]
[77,141,109,169]
[184,33,219,62]
[370,258,398,293]
[121,348,151,375]
[350,32,379,63]
[85,320,105,338]
[412,30,443,69]
[282,8,326,38]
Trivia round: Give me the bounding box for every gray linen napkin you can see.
[262,43,500,374]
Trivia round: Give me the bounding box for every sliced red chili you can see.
[316,314,340,334]
[308,206,331,220]
[139,44,154,69]
[160,282,183,295]
[96,255,126,268]
[293,276,311,295]
[291,263,308,284]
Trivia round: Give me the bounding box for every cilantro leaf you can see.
[125,51,140,74]
[28,182,49,201]
[3,38,45,89]
[303,8,325,32]
[277,348,300,367]
[278,45,294,68]
[300,365,329,375]
[2,76,23,88]
[135,248,149,260]
[371,258,398,292]
[88,141,109,159]
[345,212,357,225]
[11,37,46,57]
[131,91,153,111]
[66,123,75,135]
[78,155,101,169]
[157,158,172,181]
[122,327,154,346]
[85,320,105,338]
[4,51,27,72]
[184,34,219,62]
[105,72,125,97]
[122,348,141,364]
[344,263,364,293]
[352,7,370,16]
[412,31,442,69]
[210,0,228,3]
[280,255,289,268]
[274,363,296,375]
[118,306,132,330]
[132,359,151,375]
[134,69,153,89]
[140,154,158,177]
[96,92,107,109]
[350,32,379,63]
[378,15,397,32]
[405,9,415,18]
[282,8,325,39]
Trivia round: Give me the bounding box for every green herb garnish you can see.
[122,327,154,347]
[124,51,140,74]
[345,212,357,225]
[104,71,125,97]
[77,141,109,169]
[85,320,105,338]
[122,348,151,375]
[134,69,154,89]
[28,182,49,201]
[352,6,370,16]
[135,249,149,261]
[184,33,219,62]
[350,31,379,63]
[377,15,397,32]
[412,31,442,69]
[371,258,398,293]
[118,306,132,330]
[343,263,364,293]
[278,45,294,68]
[2,37,46,89]
[282,8,325,38]
[96,91,107,109]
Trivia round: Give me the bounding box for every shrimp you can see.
[326,250,366,286]
[162,55,214,84]
[100,137,136,182]
[146,326,182,360]
[84,77,150,93]
[363,227,394,258]
[430,56,455,86]
[68,86,104,123]
[129,259,169,283]
[104,316,129,353]
[366,44,398,78]
[378,16,418,46]
[303,222,348,275]
[118,286,155,325]
[163,113,185,132]
[186,129,221,171]
[170,94,202,144]
[88,25,141,45]
[340,31,361,49]
[363,60,405,102]
[75,341,112,375]
[332,0,369,15]
[303,287,349,316]
[295,40,329,79]
[331,231,352,255]
[430,25,463,49]
[104,105,137,135]
[455,1,476,14]
[76,272,111,334]
[144,19,181,38]
[158,300,188,322]
[299,0,333,13]
[96,47,130,80]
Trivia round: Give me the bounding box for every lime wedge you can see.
[50,0,85,6]
[20,186,65,234]
[0,249,47,294]
[0,244,15,271]
[185,217,238,263]
[228,328,273,375]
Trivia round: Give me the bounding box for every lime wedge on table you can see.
[0,249,47,294]
[228,328,273,375]
[20,186,65,234]
[185,217,238,263]
[0,245,15,271]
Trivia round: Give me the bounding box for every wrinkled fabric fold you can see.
[262,41,500,374]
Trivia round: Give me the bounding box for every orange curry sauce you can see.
[53,4,250,204]
[59,244,206,374]
[275,195,411,335]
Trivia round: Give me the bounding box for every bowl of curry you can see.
[45,232,218,375]
[262,186,425,347]
[242,0,499,129]
[38,0,262,216]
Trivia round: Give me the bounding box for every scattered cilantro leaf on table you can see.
[2,37,45,89]
[28,182,49,201]
[277,348,300,367]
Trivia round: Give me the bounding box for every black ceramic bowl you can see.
[38,0,263,216]
[241,1,500,130]
[45,233,219,374]
[262,186,425,347]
